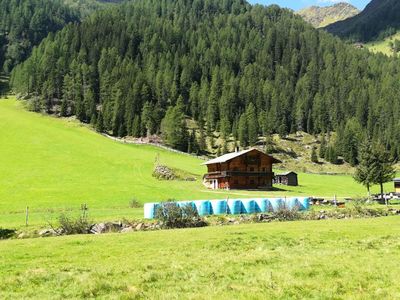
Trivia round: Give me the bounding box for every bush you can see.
[57,213,92,235]
[272,205,301,221]
[0,228,16,240]
[129,198,141,208]
[155,202,207,229]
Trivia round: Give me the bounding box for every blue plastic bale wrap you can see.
[241,199,256,214]
[285,197,299,210]
[144,203,157,219]
[269,198,284,212]
[298,197,310,211]
[255,198,270,213]
[227,199,242,214]
[177,201,194,208]
[210,200,228,215]
[193,200,211,216]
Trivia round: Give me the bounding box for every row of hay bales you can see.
[144,197,310,219]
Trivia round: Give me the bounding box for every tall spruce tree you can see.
[353,138,374,196]
[370,143,396,204]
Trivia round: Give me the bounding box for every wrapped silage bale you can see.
[144,203,158,219]
[210,200,228,215]
[193,200,211,216]
[269,198,284,212]
[177,201,194,208]
[285,197,299,210]
[298,197,310,211]
[227,199,242,214]
[255,198,271,213]
[241,199,256,214]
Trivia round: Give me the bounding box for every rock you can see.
[38,229,57,237]
[152,165,176,180]
[17,232,29,239]
[121,227,134,233]
[90,223,106,234]
[135,223,143,231]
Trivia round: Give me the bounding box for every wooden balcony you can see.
[205,171,274,179]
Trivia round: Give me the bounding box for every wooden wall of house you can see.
[205,149,276,189]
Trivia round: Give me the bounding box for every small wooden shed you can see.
[394,178,400,193]
[274,172,298,186]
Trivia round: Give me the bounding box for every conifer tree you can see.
[319,133,327,159]
[311,147,318,163]
[247,103,258,146]
[370,143,396,204]
[354,138,374,196]
[238,113,248,147]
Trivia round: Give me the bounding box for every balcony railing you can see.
[205,171,274,178]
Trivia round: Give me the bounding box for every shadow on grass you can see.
[0,73,9,96]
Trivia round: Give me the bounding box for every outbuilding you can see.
[274,171,298,186]
[394,178,400,193]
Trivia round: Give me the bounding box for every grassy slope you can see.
[1,217,400,299]
[0,98,394,228]
[365,32,400,56]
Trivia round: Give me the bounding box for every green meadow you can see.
[0,97,394,228]
[1,217,400,299]
[365,32,400,56]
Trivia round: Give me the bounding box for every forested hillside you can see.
[0,0,79,73]
[0,0,121,73]
[11,0,400,165]
[325,0,400,42]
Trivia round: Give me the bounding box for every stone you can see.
[121,227,134,233]
[17,232,29,239]
[135,223,143,231]
[38,229,57,237]
[90,223,106,234]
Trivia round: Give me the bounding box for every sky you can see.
[248,0,371,11]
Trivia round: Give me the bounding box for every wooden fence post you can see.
[25,206,29,227]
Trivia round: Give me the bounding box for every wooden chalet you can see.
[203,148,281,190]
[274,172,298,186]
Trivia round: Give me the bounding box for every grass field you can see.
[1,217,400,299]
[365,32,400,56]
[0,97,395,228]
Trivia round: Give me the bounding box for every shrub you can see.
[155,202,207,229]
[57,213,91,235]
[129,198,141,208]
[0,228,16,240]
[272,205,301,221]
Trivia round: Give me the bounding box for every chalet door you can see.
[213,179,218,190]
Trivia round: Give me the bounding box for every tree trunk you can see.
[380,182,387,206]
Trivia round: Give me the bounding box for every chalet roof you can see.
[202,148,281,165]
[276,171,297,176]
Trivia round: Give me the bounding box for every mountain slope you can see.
[297,2,359,28]
[0,0,122,73]
[2,97,384,229]
[0,0,80,73]
[325,0,400,42]
[10,0,400,165]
